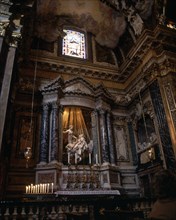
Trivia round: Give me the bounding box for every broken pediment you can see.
[40,76,64,95]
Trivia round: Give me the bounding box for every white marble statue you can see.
[63,125,77,148]
[73,134,88,161]
[63,126,92,163]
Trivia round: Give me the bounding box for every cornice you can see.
[119,25,176,82]
[26,58,120,82]
[39,75,115,104]
[64,76,94,92]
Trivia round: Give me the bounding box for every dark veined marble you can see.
[39,104,49,163]
[99,109,110,163]
[149,80,176,170]
[91,110,99,164]
[50,102,58,162]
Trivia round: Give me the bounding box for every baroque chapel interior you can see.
[0,0,176,219]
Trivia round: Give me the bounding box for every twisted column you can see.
[39,104,49,164]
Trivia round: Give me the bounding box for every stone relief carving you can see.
[130,92,157,153]
[114,78,147,105]
[38,173,54,183]
[64,82,92,95]
[163,82,176,130]
[114,125,129,161]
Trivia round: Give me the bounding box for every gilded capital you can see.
[0,16,9,36]
[9,25,22,47]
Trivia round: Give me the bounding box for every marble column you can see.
[50,102,58,163]
[106,112,116,165]
[0,25,21,153]
[58,105,63,163]
[99,109,110,164]
[149,80,176,170]
[39,104,49,164]
[91,110,99,164]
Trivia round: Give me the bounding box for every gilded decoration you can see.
[9,26,22,47]
[0,16,9,36]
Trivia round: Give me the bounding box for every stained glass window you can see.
[62,29,86,59]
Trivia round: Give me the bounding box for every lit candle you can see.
[28,185,31,194]
[43,184,45,194]
[31,184,33,194]
[96,154,98,164]
[68,152,70,164]
[26,186,28,194]
[45,183,47,193]
[44,184,46,193]
[51,183,54,194]
[40,184,42,194]
[37,184,39,194]
[47,183,50,193]
[89,153,91,164]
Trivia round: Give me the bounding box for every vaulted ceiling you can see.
[10,0,176,85]
[35,0,153,48]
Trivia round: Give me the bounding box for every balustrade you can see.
[0,197,154,219]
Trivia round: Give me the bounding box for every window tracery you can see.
[62,29,86,59]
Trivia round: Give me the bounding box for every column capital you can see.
[42,103,49,111]
[99,109,106,115]
[0,16,10,36]
[0,0,12,36]
[59,105,64,114]
[51,101,58,109]
[9,25,22,47]
[0,0,12,15]
[91,109,98,116]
